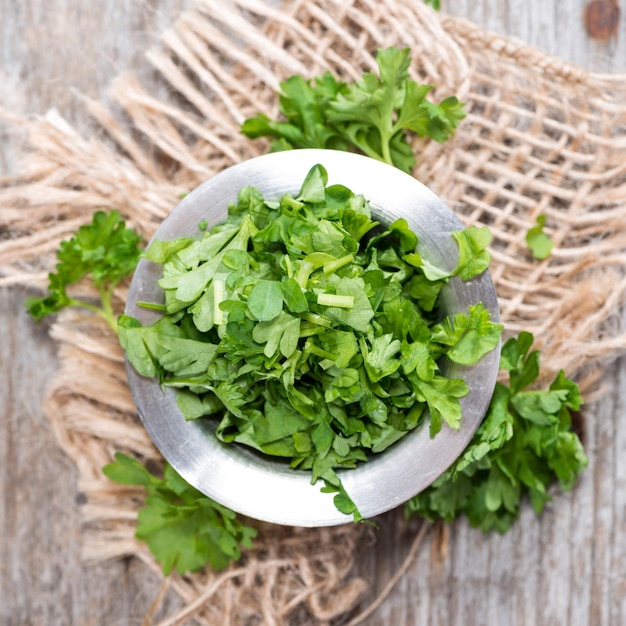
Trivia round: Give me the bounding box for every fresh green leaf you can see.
[423,0,441,11]
[177,389,223,421]
[297,163,328,203]
[281,277,309,313]
[401,340,437,380]
[319,276,375,332]
[241,47,466,172]
[526,214,554,260]
[405,332,587,532]
[240,74,348,152]
[452,226,492,280]
[102,451,156,488]
[361,334,402,382]
[321,476,362,522]
[500,331,541,395]
[103,453,257,575]
[247,280,284,321]
[252,311,301,358]
[25,210,143,331]
[412,375,468,436]
[118,314,218,379]
[143,237,194,264]
[431,303,503,365]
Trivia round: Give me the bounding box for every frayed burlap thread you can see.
[2,0,626,624]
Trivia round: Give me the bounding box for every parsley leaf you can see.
[405,332,587,532]
[452,226,493,280]
[430,303,504,365]
[103,453,257,575]
[247,280,284,321]
[241,47,466,173]
[25,210,143,332]
[240,73,349,153]
[405,223,492,286]
[526,214,554,260]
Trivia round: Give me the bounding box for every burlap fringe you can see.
[2,0,626,623]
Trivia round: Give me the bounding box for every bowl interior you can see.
[125,149,500,526]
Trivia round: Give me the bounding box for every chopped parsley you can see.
[119,164,502,520]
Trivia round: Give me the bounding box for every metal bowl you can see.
[125,149,500,526]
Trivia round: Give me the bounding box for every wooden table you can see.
[1,1,625,624]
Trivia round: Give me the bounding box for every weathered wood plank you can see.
[1,2,194,622]
[442,0,626,74]
[0,289,184,624]
[352,353,626,626]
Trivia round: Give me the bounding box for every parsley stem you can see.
[317,293,355,308]
[348,136,389,165]
[353,126,394,167]
[303,340,336,360]
[98,285,119,333]
[137,301,167,312]
[298,323,326,338]
[323,253,354,275]
[295,260,314,289]
[283,254,294,279]
[380,132,394,167]
[213,279,225,325]
[67,295,118,334]
[301,312,332,327]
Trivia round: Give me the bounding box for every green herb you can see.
[404,332,587,532]
[424,0,441,9]
[526,214,554,260]
[26,210,256,575]
[25,210,143,332]
[120,164,502,520]
[103,453,257,574]
[241,47,465,173]
[26,43,588,581]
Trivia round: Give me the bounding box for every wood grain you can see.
[441,0,626,74]
[1,1,624,624]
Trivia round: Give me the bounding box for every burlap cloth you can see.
[2,0,626,623]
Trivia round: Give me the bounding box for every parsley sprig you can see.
[103,453,257,574]
[26,210,142,333]
[405,332,587,531]
[241,47,465,173]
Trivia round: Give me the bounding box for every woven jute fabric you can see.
[2,0,626,623]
